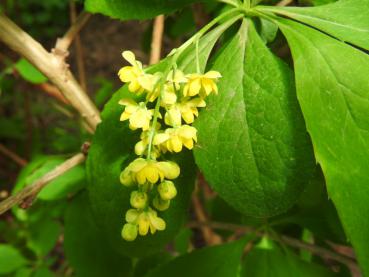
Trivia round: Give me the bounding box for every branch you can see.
[55,11,91,54]
[0,152,86,215]
[0,13,100,131]
[149,15,165,65]
[69,1,88,92]
[0,143,28,167]
[276,0,293,6]
[187,221,359,272]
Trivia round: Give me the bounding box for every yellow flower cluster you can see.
[118,51,221,241]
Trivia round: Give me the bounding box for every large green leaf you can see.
[194,20,314,217]
[276,18,369,276]
[64,192,132,277]
[241,247,336,277]
[257,0,369,50]
[85,0,204,20]
[145,237,251,277]
[86,21,236,257]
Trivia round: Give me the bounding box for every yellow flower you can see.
[125,208,165,236]
[166,69,187,90]
[158,180,177,200]
[119,98,154,131]
[118,51,158,94]
[153,125,197,153]
[165,97,206,126]
[120,158,180,185]
[130,191,148,209]
[183,71,221,97]
[147,83,177,104]
[153,197,170,211]
[121,223,138,241]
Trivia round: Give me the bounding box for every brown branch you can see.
[0,13,100,131]
[192,180,222,245]
[0,143,28,167]
[69,1,87,92]
[187,221,359,272]
[276,0,294,6]
[0,152,86,215]
[149,15,165,65]
[36,83,70,105]
[55,11,91,54]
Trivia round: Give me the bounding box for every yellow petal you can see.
[189,78,201,96]
[157,161,180,179]
[204,70,222,79]
[153,133,170,145]
[119,98,137,106]
[122,51,136,65]
[120,111,131,121]
[182,138,194,149]
[138,213,150,236]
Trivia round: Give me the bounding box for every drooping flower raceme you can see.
[118,50,221,241]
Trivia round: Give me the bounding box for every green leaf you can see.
[13,156,85,201]
[241,247,336,277]
[145,238,252,277]
[276,18,369,276]
[257,0,369,50]
[85,0,203,20]
[86,22,232,257]
[64,192,132,277]
[0,244,28,274]
[14,58,47,84]
[194,20,315,217]
[27,219,60,257]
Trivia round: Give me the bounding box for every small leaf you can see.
[64,192,132,277]
[14,58,47,84]
[276,17,369,276]
[146,238,252,277]
[194,20,315,217]
[258,0,369,50]
[241,247,337,277]
[0,244,28,274]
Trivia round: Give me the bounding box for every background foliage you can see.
[0,0,367,276]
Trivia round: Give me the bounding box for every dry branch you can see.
[149,15,165,65]
[0,152,86,215]
[0,13,100,131]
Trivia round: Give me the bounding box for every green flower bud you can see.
[130,191,148,209]
[120,167,134,187]
[158,180,177,200]
[121,223,138,241]
[153,196,170,211]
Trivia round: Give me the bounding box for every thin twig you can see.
[0,152,86,215]
[55,11,91,54]
[36,83,70,105]
[69,1,88,92]
[0,13,100,131]
[187,221,359,272]
[0,143,28,167]
[192,179,223,245]
[149,15,165,65]
[276,0,293,6]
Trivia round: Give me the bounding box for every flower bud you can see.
[158,180,177,200]
[153,196,170,211]
[130,191,148,209]
[121,223,138,241]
